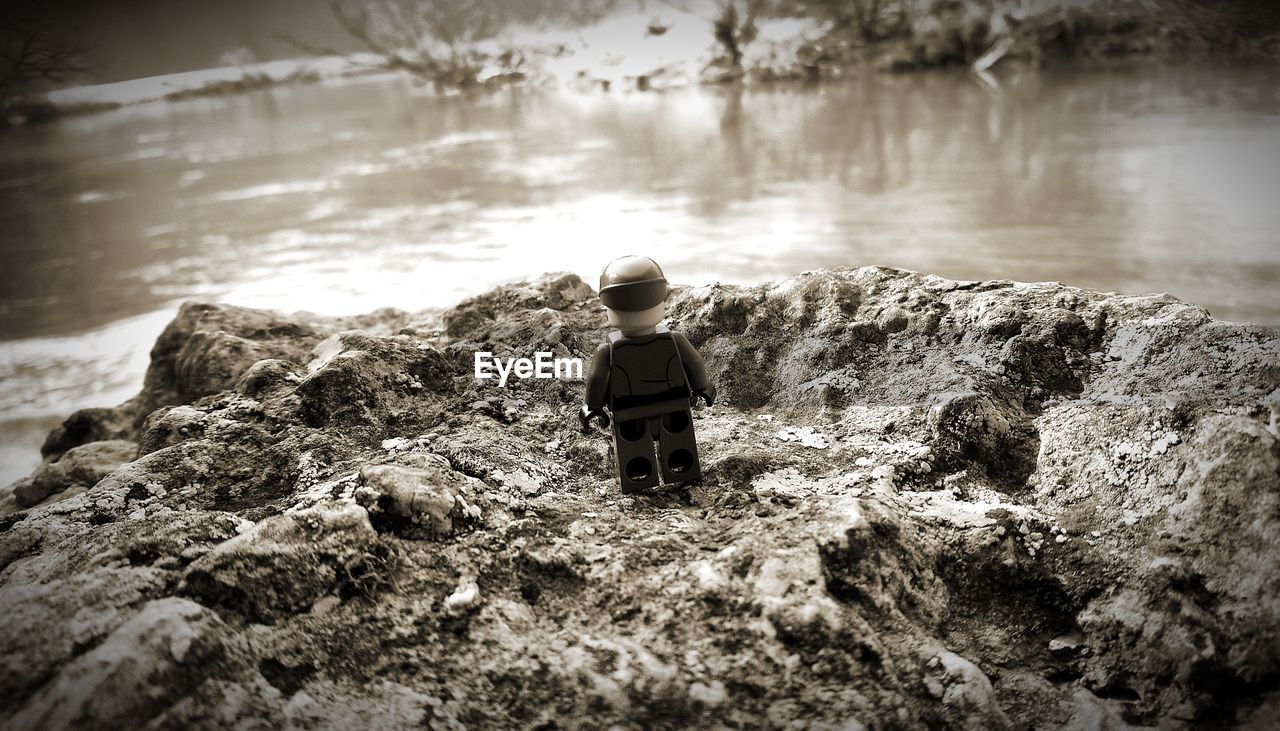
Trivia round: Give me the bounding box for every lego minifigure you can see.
[579,256,715,493]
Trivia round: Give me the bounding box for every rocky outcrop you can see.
[7,597,227,731]
[179,502,396,623]
[356,454,484,540]
[13,439,138,508]
[1,267,1276,728]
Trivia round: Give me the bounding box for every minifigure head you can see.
[599,255,668,336]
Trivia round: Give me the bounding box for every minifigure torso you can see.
[606,326,691,413]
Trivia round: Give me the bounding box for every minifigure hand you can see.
[691,385,716,407]
[579,405,610,433]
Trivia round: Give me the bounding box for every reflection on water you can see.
[1,63,1278,482]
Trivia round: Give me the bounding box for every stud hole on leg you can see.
[666,449,694,474]
[662,410,690,434]
[619,419,646,442]
[625,457,653,481]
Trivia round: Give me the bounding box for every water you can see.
[2,63,1279,484]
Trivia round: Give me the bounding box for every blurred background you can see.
[1,0,1278,484]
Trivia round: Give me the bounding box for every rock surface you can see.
[13,439,138,508]
[1,267,1277,728]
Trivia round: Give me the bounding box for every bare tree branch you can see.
[326,1,509,89]
[319,1,621,92]
[1,3,90,103]
[272,31,344,58]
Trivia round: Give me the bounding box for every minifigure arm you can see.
[673,332,715,406]
[580,342,611,432]
[585,342,611,411]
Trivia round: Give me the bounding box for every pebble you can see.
[689,680,727,706]
[444,579,480,617]
[311,595,341,615]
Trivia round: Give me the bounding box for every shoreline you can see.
[8,1,1278,126]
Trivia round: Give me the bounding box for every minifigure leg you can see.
[612,417,659,493]
[657,408,701,484]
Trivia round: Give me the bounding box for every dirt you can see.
[1,266,1277,729]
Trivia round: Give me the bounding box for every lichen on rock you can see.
[179,502,394,623]
[6,597,226,731]
[13,439,138,508]
[1,267,1276,728]
[356,453,483,539]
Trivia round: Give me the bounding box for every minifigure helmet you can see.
[598,256,668,312]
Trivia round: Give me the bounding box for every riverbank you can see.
[2,267,1276,727]
[9,0,1279,125]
